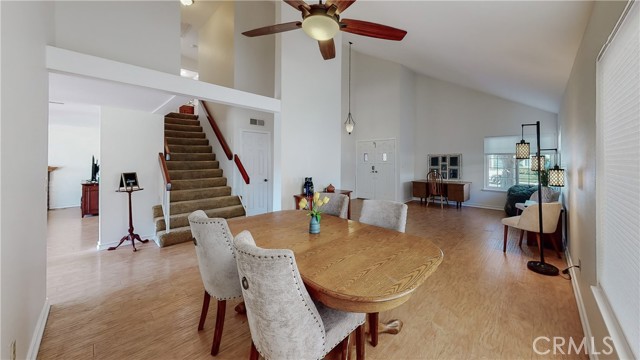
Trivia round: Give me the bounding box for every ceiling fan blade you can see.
[283,0,310,12]
[325,0,356,14]
[318,39,336,60]
[340,19,407,41]
[242,21,302,37]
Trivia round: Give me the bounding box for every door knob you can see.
[264,179,268,182]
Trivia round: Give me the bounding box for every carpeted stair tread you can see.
[156,226,194,248]
[153,204,246,234]
[165,130,206,139]
[165,123,203,132]
[169,169,222,180]
[171,178,227,190]
[169,153,216,162]
[166,112,198,120]
[168,144,212,153]
[169,186,231,202]
[164,117,201,126]
[166,137,210,146]
[168,196,242,215]
[167,160,219,171]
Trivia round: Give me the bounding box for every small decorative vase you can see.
[309,215,320,234]
[326,183,335,193]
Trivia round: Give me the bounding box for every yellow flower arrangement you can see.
[298,192,330,221]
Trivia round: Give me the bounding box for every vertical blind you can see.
[595,1,639,358]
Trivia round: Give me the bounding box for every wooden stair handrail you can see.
[158,152,172,191]
[199,100,251,185]
[200,100,233,161]
[164,138,171,160]
[234,154,250,185]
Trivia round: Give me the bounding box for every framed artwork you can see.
[427,154,462,180]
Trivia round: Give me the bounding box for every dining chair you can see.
[359,199,408,233]
[188,210,243,356]
[319,192,349,219]
[426,170,448,208]
[501,202,563,258]
[358,199,408,346]
[233,230,366,360]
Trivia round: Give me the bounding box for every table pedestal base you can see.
[108,232,148,252]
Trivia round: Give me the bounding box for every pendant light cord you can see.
[348,41,352,113]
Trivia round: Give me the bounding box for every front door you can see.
[241,131,270,216]
[356,139,396,200]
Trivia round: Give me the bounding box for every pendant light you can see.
[344,42,356,135]
[515,126,530,159]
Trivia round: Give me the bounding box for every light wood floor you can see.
[40,201,586,359]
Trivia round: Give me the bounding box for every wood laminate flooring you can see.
[40,201,586,359]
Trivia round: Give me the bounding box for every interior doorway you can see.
[240,130,271,216]
[356,139,396,201]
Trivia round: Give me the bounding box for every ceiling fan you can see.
[242,0,407,60]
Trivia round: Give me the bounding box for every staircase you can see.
[153,112,246,247]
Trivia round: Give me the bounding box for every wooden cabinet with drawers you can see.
[81,183,99,217]
[412,180,471,208]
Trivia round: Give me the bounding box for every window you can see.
[484,136,556,191]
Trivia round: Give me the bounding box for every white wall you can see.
[415,75,558,209]
[54,1,180,74]
[559,1,627,356]
[99,107,163,249]
[0,2,53,359]
[278,2,342,209]
[48,107,100,209]
[199,1,234,88]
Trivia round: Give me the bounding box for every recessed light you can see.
[180,0,194,6]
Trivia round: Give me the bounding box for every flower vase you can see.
[309,215,320,234]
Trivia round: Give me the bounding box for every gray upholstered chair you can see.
[188,210,243,356]
[319,192,349,219]
[233,230,365,360]
[501,202,563,258]
[359,199,408,233]
[358,199,408,346]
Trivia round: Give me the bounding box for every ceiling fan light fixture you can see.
[302,14,339,41]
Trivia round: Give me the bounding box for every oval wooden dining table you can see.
[227,210,444,348]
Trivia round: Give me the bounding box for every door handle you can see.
[264,179,268,182]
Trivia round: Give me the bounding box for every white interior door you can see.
[357,141,375,199]
[374,139,395,201]
[241,131,270,216]
[356,139,396,200]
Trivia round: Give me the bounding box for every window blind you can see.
[595,2,639,358]
[484,134,557,154]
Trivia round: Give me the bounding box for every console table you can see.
[412,180,471,208]
[294,189,353,219]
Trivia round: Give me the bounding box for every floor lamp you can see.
[516,121,559,276]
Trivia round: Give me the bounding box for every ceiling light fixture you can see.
[302,12,339,41]
[180,0,194,6]
[344,42,356,135]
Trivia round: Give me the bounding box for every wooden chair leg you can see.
[249,341,259,360]
[356,324,365,360]
[368,312,379,346]
[339,335,349,360]
[518,230,525,247]
[503,225,508,253]
[211,300,226,356]
[198,291,210,331]
[550,235,562,259]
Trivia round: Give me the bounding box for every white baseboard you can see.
[27,298,50,360]
[566,250,595,360]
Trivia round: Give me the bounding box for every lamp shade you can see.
[548,166,565,187]
[302,15,339,41]
[516,140,530,159]
[530,155,545,171]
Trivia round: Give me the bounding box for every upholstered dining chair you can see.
[359,199,408,233]
[426,170,448,208]
[358,199,408,346]
[319,192,350,219]
[501,202,563,258]
[233,230,365,360]
[188,210,243,356]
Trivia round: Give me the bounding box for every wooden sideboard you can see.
[412,180,471,208]
[81,183,99,217]
[294,189,353,219]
